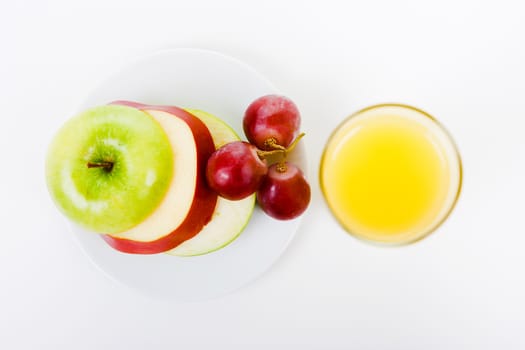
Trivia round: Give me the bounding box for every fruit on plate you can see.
[257,162,311,220]
[46,93,310,256]
[243,94,301,150]
[45,105,174,234]
[239,94,310,220]
[206,141,268,200]
[168,109,255,257]
[102,103,217,254]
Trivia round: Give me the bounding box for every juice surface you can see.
[321,105,460,244]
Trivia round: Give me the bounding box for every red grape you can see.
[243,95,301,150]
[257,162,310,220]
[206,141,268,200]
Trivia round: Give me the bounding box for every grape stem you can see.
[275,162,288,173]
[264,137,287,151]
[285,133,305,154]
[256,133,305,163]
[256,149,283,158]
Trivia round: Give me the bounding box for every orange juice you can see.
[320,104,462,244]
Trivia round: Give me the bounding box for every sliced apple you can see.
[46,105,174,234]
[102,103,217,254]
[167,109,255,257]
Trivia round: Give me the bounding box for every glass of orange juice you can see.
[320,104,462,245]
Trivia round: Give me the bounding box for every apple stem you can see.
[87,161,114,171]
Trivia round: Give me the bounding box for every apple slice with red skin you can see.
[102,101,217,254]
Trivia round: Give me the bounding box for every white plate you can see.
[73,48,306,301]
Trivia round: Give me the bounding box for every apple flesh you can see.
[103,103,217,254]
[46,105,173,234]
[168,109,255,257]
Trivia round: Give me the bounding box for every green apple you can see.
[103,105,217,254]
[167,109,255,257]
[46,105,173,234]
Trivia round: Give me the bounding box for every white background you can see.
[2,0,524,349]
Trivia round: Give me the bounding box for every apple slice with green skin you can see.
[167,109,255,257]
[46,105,173,234]
[102,103,217,254]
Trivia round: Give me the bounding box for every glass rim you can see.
[319,102,463,246]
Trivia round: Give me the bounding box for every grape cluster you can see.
[206,95,311,220]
